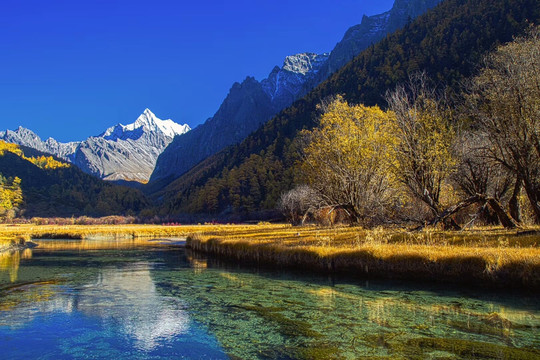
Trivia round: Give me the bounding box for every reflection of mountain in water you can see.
[2,262,189,352]
[77,263,189,351]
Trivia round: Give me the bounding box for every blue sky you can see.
[1,0,395,142]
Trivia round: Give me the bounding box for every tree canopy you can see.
[300,96,399,224]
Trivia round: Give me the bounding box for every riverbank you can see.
[0,223,285,252]
[186,225,540,290]
[1,223,539,289]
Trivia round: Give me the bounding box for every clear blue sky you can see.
[1,0,395,142]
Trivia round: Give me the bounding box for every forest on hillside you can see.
[158,0,540,227]
[0,141,149,219]
[284,27,539,228]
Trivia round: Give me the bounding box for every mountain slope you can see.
[150,53,329,183]
[157,0,540,216]
[152,0,441,184]
[73,109,190,182]
[0,141,149,217]
[313,0,442,83]
[0,109,190,183]
[0,126,79,159]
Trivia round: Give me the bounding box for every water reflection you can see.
[77,263,189,351]
[1,263,189,353]
[0,248,32,282]
[33,237,162,251]
[0,241,539,360]
[186,253,208,274]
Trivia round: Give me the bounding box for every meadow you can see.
[0,223,539,289]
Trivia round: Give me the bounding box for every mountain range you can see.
[151,0,443,183]
[150,52,329,183]
[0,141,148,217]
[156,0,540,217]
[4,0,534,220]
[1,0,441,188]
[2,0,442,190]
[0,109,190,183]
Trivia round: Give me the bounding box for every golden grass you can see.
[185,224,540,289]
[0,223,539,288]
[0,223,276,240]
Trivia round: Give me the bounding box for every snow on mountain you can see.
[0,126,79,159]
[151,53,329,182]
[261,53,329,109]
[102,109,190,141]
[3,0,442,185]
[150,0,443,184]
[0,109,190,183]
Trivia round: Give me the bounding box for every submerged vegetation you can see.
[2,236,538,360]
[0,2,537,300]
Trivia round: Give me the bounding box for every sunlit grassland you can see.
[0,223,539,288]
[186,224,540,289]
[0,223,283,242]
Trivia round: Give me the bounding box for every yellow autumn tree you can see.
[0,175,23,220]
[386,73,456,223]
[0,141,23,156]
[0,140,69,170]
[301,96,399,224]
[27,155,70,170]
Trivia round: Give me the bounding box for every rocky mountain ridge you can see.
[150,0,442,184]
[156,0,538,216]
[301,0,442,90]
[150,52,329,182]
[0,109,190,183]
[1,0,442,187]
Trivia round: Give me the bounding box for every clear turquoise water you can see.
[0,240,539,359]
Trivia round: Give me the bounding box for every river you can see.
[0,239,538,359]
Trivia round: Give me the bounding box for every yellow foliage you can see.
[0,223,538,287]
[300,96,399,222]
[387,76,457,216]
[185,224,540,288]
[0,140,69,169]
[0,141,23,157]
[0,176,23,218]
[26,155,70,169]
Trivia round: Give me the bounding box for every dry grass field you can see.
[186,224,540,289]
[0,223,539,288]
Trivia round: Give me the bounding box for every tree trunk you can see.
[486,197,519,229]
[508,176,521,223]
[443,218,462,230]
[523,180,540,224]
[429,195,483,228]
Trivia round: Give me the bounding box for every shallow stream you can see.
[0,239,538,359]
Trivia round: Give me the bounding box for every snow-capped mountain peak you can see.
[260,52,329,107]
[102,109,190,140]
[1,109,191,183]
[282,53,329,75]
